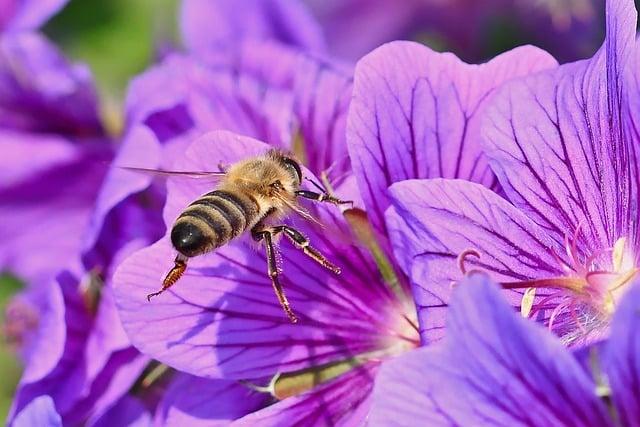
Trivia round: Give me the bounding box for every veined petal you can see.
[115,131,403,379]
[83,125,162,252]
[347,41,557,234]
[0,145,109,287]
[483,0,638,252]
[12,396,62,427]
[386,179,563,343]
[603,279,640,426]
[180,0,325,56]
[9,272,91,422]
[156,374,267,426]
[233,364,376,427]
[125,54,294,153]
[0,32,103,135]
[0,131,78,189]
[10,271,147,425]
[369,274,612,427]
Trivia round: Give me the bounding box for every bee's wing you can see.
[119,166,226,181]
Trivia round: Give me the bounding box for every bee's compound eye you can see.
[171,222,205,257]
[282,157,302,184]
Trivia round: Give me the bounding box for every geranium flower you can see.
[387,1,638,345]
[113,37,554,423]
[384,0,638,346]
[0,0,68,32]
[0,32,111,288]
[6,6,357,422]
[6,125,163,425]
[304,0,604,63]
[180,0,326,59]
[182,0,603,64]
[369,272,640,427]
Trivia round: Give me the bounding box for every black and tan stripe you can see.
[176,190,260,251]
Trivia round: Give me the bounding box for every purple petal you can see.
[234,364,376,426]
[347,41,557,234]
[370,274,612,426]
[180,0,325,56]
[115,131,408,379]
[0,144,109,287]
[0,32,103,135]
[386,179,564,343]
[12,396,61,427]
[83,125,162,253]
[482,0,638,251]
[0,131,78,188]
[10,271,147,425]
[7,282,65,385]
[156,374,267,426]
[89,395,151,427]
[603,279,640,426]
[126,54,294,152]
[126,47,352,178]
[9,272,92,422]
[288,53,352,177]
[0,0,68,32]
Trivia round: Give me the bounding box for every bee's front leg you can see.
[295,190,352,206]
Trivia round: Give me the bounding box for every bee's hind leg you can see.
[147,254,188,301]
[252,228,298,324]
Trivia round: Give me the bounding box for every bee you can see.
[125,150,351,323]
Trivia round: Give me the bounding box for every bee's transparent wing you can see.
[119,166,226,181]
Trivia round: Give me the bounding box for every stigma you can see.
[458,227,638,345]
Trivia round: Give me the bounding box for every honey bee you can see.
[125,150,351,323]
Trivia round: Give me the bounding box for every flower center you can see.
[458,226,638,344]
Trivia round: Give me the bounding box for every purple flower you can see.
[7,267,150,425]
[6,124,167,425]
[184,0,604,63]
[180,0,326,58]
[384,0,639,346]
[0,0,68,32]
[113,130,394,424]
[306,0,604,63]
[109,1,570,421]
[0,32,111,288]
[369,272,640,427]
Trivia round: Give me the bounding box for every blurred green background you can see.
[0,0,178,422]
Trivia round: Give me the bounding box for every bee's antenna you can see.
[147,255,188,301]
[305,176,327,193]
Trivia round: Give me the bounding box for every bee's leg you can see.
[147,254,188,301]
[295,190,353,206]
[252,228,298,323]
[274,225,341,275]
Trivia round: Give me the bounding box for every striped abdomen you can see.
[171,190,259,257]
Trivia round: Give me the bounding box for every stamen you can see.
[520,288,536,317]
[612,237,628,272]
[500,277,585,293]
[456,248,481,275]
